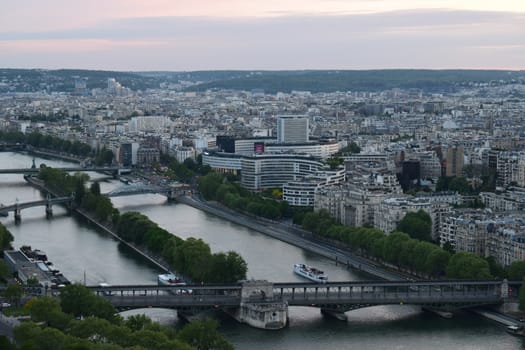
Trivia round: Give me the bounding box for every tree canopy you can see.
[396,210,432,242]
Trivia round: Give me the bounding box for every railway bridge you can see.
[87,279,516,330]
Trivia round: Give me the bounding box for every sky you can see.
[0,0,524,71]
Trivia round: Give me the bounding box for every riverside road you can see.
[178,196,404,281]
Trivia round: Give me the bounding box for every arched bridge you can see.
[1,183,191,221]
[105,183,190,199]
[0,166,131,175]
[0,195,73,221]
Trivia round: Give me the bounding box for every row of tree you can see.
[37,168,247,284]
[0,131,113,165]
[0,222,14,252]
[163,154,212,182]
[300,210,492,279]
[198,173,291,220]
[115,212,247,283]
[1,283,233,350]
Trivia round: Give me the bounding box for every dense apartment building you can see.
[314,173,402,227]
[439,210,525,266]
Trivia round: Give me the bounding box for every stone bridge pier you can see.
[226,280,289,330]
[14,205,21,223]
[45,197,53,218]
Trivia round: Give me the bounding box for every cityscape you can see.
[1,1,525,350]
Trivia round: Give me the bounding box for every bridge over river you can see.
[87,279,517,330]
[0,182,190,221]
[0,166,131,175]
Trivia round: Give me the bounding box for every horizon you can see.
[1,1,524,71]
[2,68,525,73]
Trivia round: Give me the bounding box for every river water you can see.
[0,152,522,349]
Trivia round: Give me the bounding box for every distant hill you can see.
[1,68,524,93]
[0,68,161,92]
[186,70,525,93]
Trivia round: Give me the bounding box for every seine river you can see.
[0,152,522,349]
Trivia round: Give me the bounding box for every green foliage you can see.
[0,260,10,281]
[424,248,451,276]
[177,319,234,350]
[94,148,114,166]
[338,142,361,155]
[0,131,92,157]
[189,69,525,94]
[446,252,492,279]
[3,283,24,305]
[396,210,432,242]
[0,222,14,250]
[116,212,247,283]
[39,168,89,196]
[485,256,507,278]
[302,210,336,236]
[436,176,473,194]
[14,301,196,350]
[89,182,101,196]
[299,209,468,278]
[123,314,156,332]
[197,172,291,220]
[0,336,16,350]
[169,159,195,182]
[520,277,525,312]
[508,261,525,280]
[25,296,72,329]
[60,284,118,322]
[326,156,343,170]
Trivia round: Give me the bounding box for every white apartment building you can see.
[283,168,345,207]
[175,147,195,163]
[314,173,402,227]
[374,196,452,239]
[480,188,525,212]
[240,154,324,191]
[276,115,309,143]
[439,210,525,266]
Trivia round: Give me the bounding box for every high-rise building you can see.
[276,115,309,144]
[445,144,464,177]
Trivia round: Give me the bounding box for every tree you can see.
[0,222,14,250]
[89,181,101,196]
[383,232,410,266]
[446,252,492,279]
[177,319,234,350]
[508,261,525,280]
[339,142,361,154]
[124,314,154,332]
[397,210,432,242]
[0,261,10,281]
[520,277,525,311]
[25,296,72,329]
[3,283,23,306]
[424,249,451,277]
[60,283,117,322]
[485,256,506,278]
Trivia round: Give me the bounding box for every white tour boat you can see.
[293,263,328,283]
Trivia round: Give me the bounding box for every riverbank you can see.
[177,195,404,281]
[23,175,170,275]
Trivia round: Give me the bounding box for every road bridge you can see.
[0,195,73,221]
[87,279,516,329]
[106,183,191,200]
[0,182,191,220]
[0,166,131,175]
[0,143,26,152]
